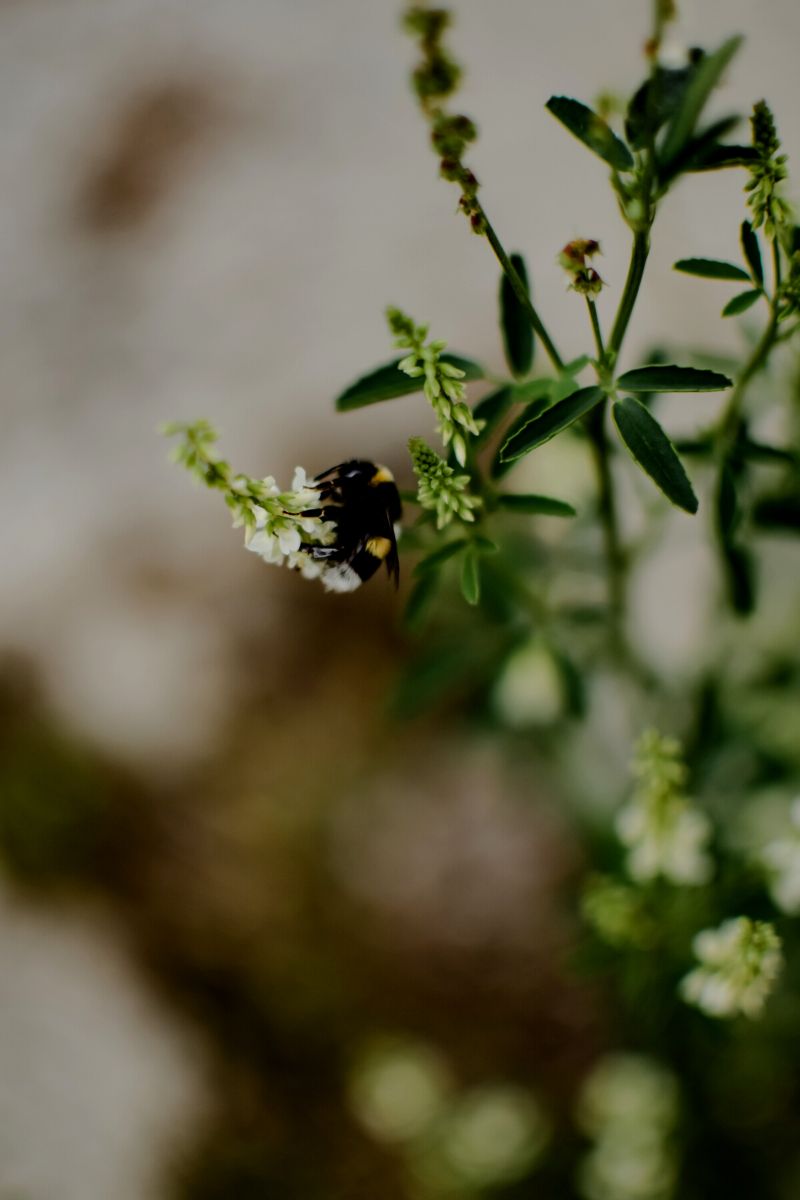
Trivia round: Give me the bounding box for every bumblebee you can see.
[300,460,402,592]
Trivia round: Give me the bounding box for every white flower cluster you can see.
[576,1054,680,1200]
[680,917,782,1020]
[616,730,713,887]
[759,797,800,914]
[165,422,345,590]
[244,467,340,587]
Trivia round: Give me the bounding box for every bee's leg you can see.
[300,542,343,561]
[294,505,341,520]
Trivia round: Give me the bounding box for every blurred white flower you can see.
[615,730,713,886]
[759,797,800,914]
[680,917,782,1020]
[616,801,712,886]
[576,1054,680,1200]
[492,637,564,728]
[347,1036,452,1145]
[439,1085,550,1186]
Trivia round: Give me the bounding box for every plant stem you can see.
[608,229,651,359]
[586,298,606,361]
[480,209,565,372]
[586,402,626,624]
[718,241,783,449]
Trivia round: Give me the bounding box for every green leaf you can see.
[512,378,554,404]
[625,65,693,150]
[460,549,481,606]
[617,364,732,392]
[674,437,714,457]
[497,493,576,517]
[500,254,534,377]
[716,463,739,540]
[473,386,514,444]
[613,396,698,513]
[741,220,763,284]
[412,539,468,576]
[403,571,440,632]
[546,96,634,171]
[500,386,605,464]
[687,144,759,172]
[660,116,742,181]
[673,258,751,282]
[740,439,798,467]
[473,536,499,555]
[752,493,800,532]
[721,543,756,615]
[335,353,483,411]
[722,289,762,317]
[491,394,552,478]
[659,36,743,165]
[563,354,591,376]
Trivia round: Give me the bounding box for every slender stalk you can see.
[586,402,626,624]
[586,298,606,362]
[608,230,651,359]
[480,209,565,371]
[717,240,783,449]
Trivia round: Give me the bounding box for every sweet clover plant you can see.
[168,4,800,1195]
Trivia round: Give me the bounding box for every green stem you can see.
[586,401,626,624]
[717,308,780,449]
[586,298,606,362]
[608,229,651,359]
[480,209,565,372]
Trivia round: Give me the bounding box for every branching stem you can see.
[480,209,565,372]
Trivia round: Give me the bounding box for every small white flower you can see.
[615,730,713,887]
[759,797,800,914]
[291,465,311,492]
[276,523,302,556]
[576,1054,680,1200]
[616,800,713,886]
[245,528,280,562]
[680,917,782,1020]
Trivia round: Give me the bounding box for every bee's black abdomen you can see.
[309,460,402,590]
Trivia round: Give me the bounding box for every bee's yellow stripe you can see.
[369,466,395,485]
[366,536,392,560]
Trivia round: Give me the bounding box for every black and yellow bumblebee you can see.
[300,460,402,592]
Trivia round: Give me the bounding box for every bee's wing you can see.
[382,509,400,588]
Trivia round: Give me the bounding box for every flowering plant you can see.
[166,3,800,1196]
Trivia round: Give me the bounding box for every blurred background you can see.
[1,2,799,1198]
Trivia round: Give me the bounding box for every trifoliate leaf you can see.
[722,289,762,317]
[721,542,756,615]
[491,394,552,479]
[659,36,743,165]
[617,365,732,392]
[497,493,576,517]
[613,396,698,513]
[500,386,605,463]
[546,96,634,171]
[335,354,483,411]
[752,493,800,532]
[740,220,764,284]
[673,258,751,282]
[500,254,534,377]
[625,65,693,150]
